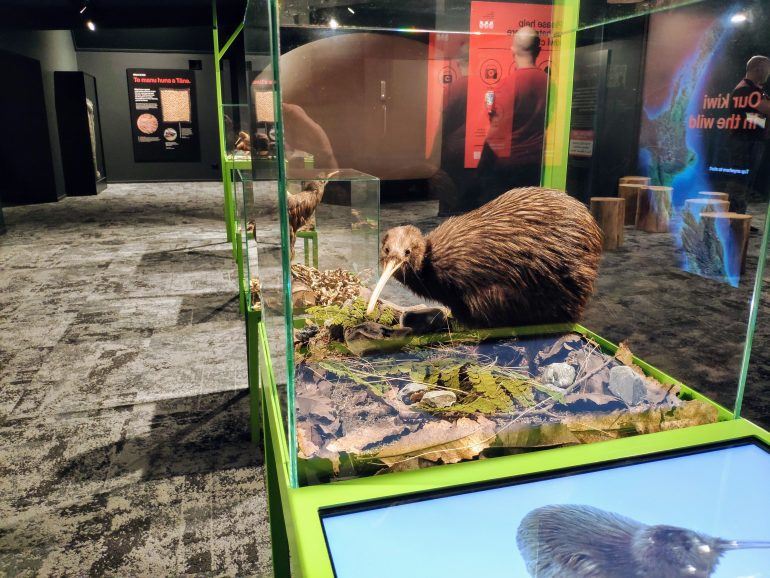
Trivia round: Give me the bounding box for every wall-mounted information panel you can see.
[127,68,200,162]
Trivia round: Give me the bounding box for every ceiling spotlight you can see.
[731,12,748,24]
[86,19,96,31]
[79,5,87,14]
[329,17,339,29]
[347,7,355,14]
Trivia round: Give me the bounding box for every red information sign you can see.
[463,1,553,168]
[569,129,595,158]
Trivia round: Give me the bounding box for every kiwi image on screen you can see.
[136,113,159,134]
[160,88,191,122]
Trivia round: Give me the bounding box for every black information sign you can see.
[127,68,200,162]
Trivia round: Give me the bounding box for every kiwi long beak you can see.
[366,260,400,315]
[723,540,770,550]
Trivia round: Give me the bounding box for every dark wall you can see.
[0,50,59,204]
[76,50,220,182]
[0,30,78,200]
[566,19,647,201]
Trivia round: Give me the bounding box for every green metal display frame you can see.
[241,1,770,576]
[296,230,319,268]
[213,1,245,253]
[541,0,579,190]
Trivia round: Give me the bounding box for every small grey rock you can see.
[608,365,646,406]
[541,363,576,389]
[400,382,428,404]
[421,390,457,408]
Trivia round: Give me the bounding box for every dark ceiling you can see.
[0,0,246,29]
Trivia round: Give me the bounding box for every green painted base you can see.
[246,307,262,445]
[296,229,319,268]
[255,319,770,578]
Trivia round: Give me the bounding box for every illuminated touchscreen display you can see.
[321,441,770,578]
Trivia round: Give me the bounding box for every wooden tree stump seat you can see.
[636,186,672,233]
[698,191,729,202]
[618,184,644,225]
[590,197,625,250]
[683,198,730,219]
[619,176,651,186]
[700,212,752,276]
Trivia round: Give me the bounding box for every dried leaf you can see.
[615,341,635,366]
[564,400,718,443]
[297,425,320,458]
[558,393,626,412]
[326,419,410,455]
[494,422,581,449]
[657,400,718,431]
[291,264,366,307]
[377,417,497,466]
[535,334,584,364]
[614,341,681,398]
[644,376,682,405]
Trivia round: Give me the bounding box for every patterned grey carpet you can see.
[0,184,272,577]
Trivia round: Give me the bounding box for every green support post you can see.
[264,415,291,578]
[235,229,246,315]
[542,0,580,190]
[246,307,262,445]
[225,165,237,260]
[213,3,246,254]
[734,199,770,418]
[212,3,234,245]
[296,229,319,268]
[260,335,292,578]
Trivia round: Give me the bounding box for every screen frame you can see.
[320,436,770,575]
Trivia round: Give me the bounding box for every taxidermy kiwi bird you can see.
[366,187,603,328]
[287,170,339,260]
[234,131,251,151]
[517,504,770,578]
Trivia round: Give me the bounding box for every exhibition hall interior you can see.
[1,0,770,577]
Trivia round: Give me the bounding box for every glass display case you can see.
[54,71,107,196]
[249,0,770,488]
[237,167,381,314]
[241,0,770,574]
[223,103,257,165]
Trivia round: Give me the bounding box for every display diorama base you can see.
[247,312,770,578]
[294,323,721,485]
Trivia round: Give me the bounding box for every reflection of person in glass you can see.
[478,26,548,203]
[728,55,770,212]
[282,103,338,170]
